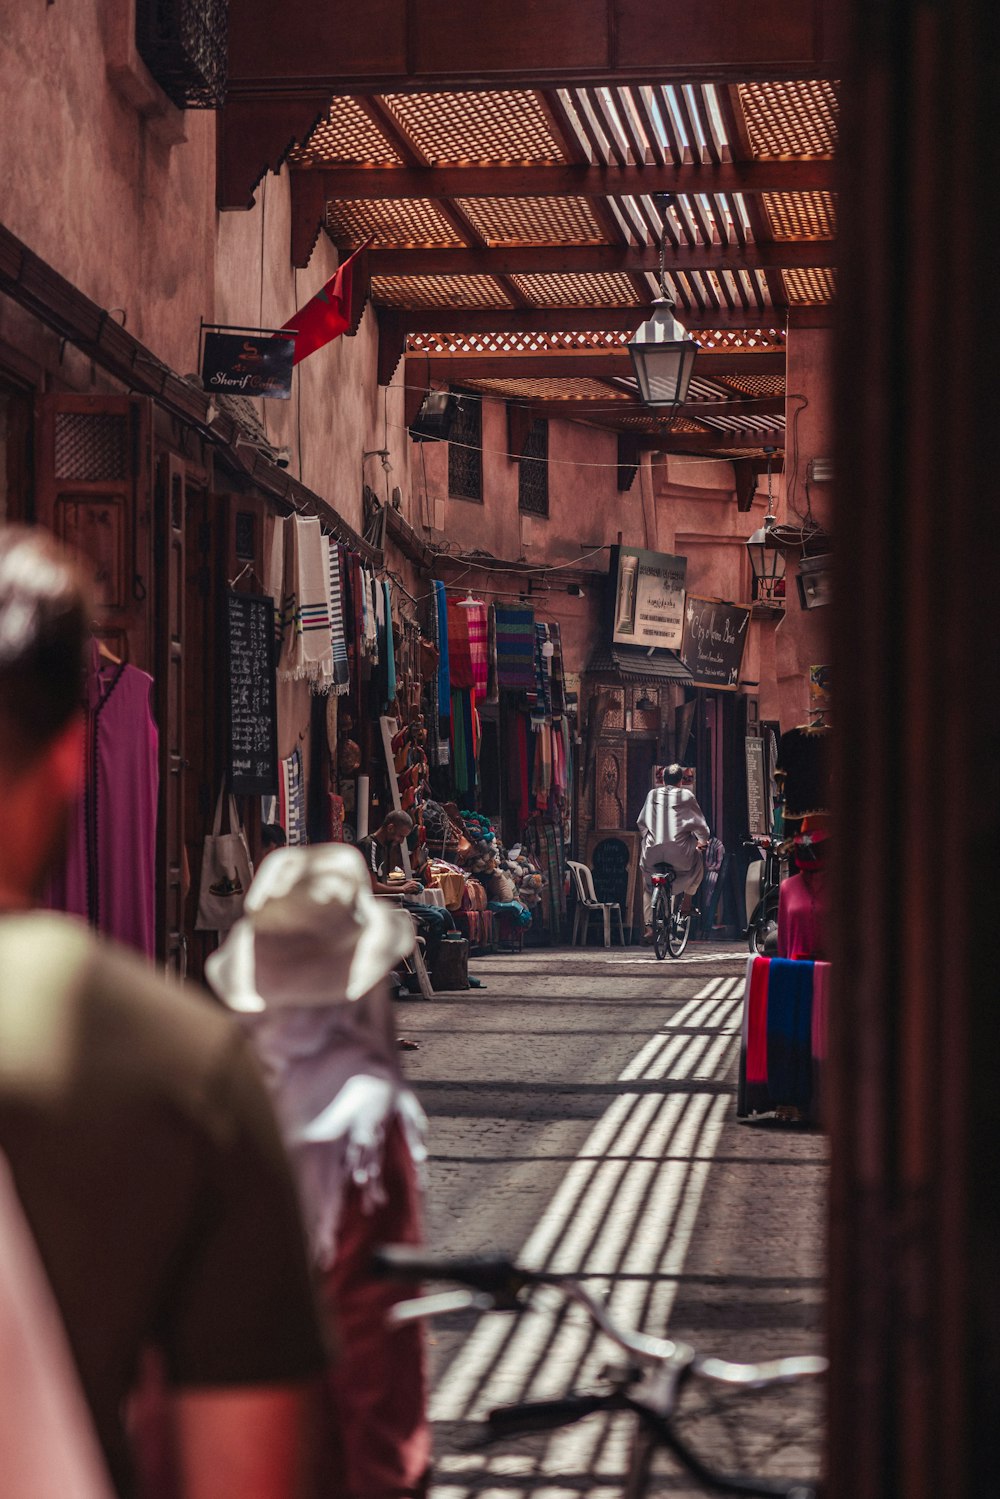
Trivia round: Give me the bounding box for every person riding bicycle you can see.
[637,765,711,944]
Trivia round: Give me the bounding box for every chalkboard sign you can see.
[680,596,752,690]
[585,830,640,933]
[226,591,278,796]
[745,736,768,836]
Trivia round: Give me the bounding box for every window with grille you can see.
[448,392,483,502]
[518,419,549,517]
[135,0,228,110]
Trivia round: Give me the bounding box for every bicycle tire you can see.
[667,907,691,958]
[652,887,670,961]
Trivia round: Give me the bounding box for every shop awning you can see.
[586,645,693,682]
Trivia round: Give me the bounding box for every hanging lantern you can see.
[628,195,699,409]
[746,451,786,603]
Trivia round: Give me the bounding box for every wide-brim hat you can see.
[205,844,415,1011]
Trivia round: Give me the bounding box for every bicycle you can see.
[650,861,691,959]
[374,1246,826,1499]
[743,837,784,956]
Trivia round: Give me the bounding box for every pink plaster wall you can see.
[1,1,216,377]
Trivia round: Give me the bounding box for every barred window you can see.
[447,392,482,502]
[518,419,549,517]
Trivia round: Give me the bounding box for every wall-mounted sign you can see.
[610,545,687,650]
[745,736,768,836]
[201,327,296,400]
[680,596,751,690]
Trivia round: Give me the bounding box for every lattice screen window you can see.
[448,392,483,503]
[54,413,129,481]
[518,420,549,517]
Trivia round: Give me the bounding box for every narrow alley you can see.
[399,947,827,1497]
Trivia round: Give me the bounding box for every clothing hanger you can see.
[96,638,121,666]
[454,590,484,608]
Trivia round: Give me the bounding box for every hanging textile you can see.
[549,621,566,715]
[326,541,351,695]
[451,690,471,798]
[266,514,287,647]
[464,602,489,697]
[446,600,475,691]
[350,557,368,678]
[485,604,499,704]
[279,747,307,846]
[493,605,536,691]
[278,515,334,690]
[433,582,451,724]
[363,571,379,659]
[532,721,552,810]
[45,643,159,958]
[383,581,397,706]
[737,955,830,1120]
[533,623,553,715]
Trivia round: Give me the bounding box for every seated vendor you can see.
[356,812,455,968]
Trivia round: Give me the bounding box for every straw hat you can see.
[205,844,415,1011]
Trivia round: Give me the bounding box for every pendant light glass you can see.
[628,197,699,409]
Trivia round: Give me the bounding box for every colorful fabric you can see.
[278,515,334,689]
[744,956,771,1084]
[493,604,536,691]
[534,623,553,714]
[766,959,815,1109]
[446,600,476,690]
[549,621,566,714]
[266,515,286,646]
[738,956,830,1120]
[326,542,351,695]
[280,748,307,846]
[434,581,451,723]
[465,602,489,696]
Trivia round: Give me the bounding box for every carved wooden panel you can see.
[596,741,626,829]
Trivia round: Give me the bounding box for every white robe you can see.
[637,786,710,895]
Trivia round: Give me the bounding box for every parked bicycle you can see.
[650,861,692,959]
[374,1246,826,1498]
[743,836,784,956]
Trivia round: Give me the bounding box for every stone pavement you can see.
[395,943,827,1498]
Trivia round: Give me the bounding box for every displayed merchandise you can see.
[195,785,254,932]
[45,642,159,958]
[737,955,830,1122]
[493,604,536,690]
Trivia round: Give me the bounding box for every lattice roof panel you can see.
[455,196,606,245]
[381,91,566,165]
[692,330,787,352]
[462,377,635,402]
[739,81,838,158]
[291,98,403,167]
[714,372,787,397]
[406,330,635,354]
[697,411,787,433]
[325,198,463,247]
[509,272,644,307]
[764,192,837,241]
[371,275,513,309]
[782,267,838,304]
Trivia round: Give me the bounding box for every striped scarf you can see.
[277,515,333,689]
[327,542,351,695]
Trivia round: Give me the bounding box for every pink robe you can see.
[777,870,828,960]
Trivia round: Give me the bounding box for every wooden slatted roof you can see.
[283,71,837,454]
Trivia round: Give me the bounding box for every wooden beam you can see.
[299,159,833,196]
[229,2,834,96]
[403,350,785,381]
[393,306,789,335]
[369,242,835,276]
[631,428,787,453]
[218,95,331,210]
[377,309,407,386]
[517,396,786,421]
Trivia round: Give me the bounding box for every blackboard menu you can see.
[680,596,752,690]
[226,591,278,796]
[745,736,768,836]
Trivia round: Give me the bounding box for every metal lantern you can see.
[746,453,786,603]
[628,195,699,409]
[628,298,699,408]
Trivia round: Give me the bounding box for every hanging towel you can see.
[494,605,536,690]
[766,958,815,1112]
[486,603,500,704]
[446,600,476,690]
[383,581,397,706]
[267,514,287,648]
[364,571,379,657]
[434,581,451,722]
[278,515,333,689]
[549,621,566,714]
[534,622,553,715]
[465,602,489,697]
[280,748,307,846]
[326,541,351,696]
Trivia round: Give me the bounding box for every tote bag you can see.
[195,786,254,932]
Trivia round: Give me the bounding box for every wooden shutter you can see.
[33,392,153,668]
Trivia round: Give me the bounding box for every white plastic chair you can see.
[566,860,627,948]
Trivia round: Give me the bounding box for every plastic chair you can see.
[566,860,627,948]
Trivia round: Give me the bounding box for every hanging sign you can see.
[745,736,768,836]
[226,592,278,796]
[201,326,296,400]
[610,545,687,650]
[680,596,751,690]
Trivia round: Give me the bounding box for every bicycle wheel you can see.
[667,904,691,958]
[652,887,670,960]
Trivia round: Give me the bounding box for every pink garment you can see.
[464,602,489,697]
[811,960,830,1062]
[777,870,828,960]
[46,646,158,958]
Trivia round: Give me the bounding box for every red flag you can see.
[280,240,369,365]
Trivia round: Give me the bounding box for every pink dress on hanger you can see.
[46,643,159,958]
